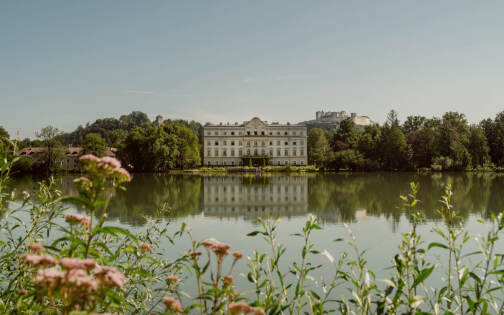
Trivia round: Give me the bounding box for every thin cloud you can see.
[125,90,154,95]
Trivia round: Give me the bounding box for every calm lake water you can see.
[11,172,504,304]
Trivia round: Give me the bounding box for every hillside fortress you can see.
[301,110,374,131]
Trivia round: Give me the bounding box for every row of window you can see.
[206,160,306,166]
[205,130,305,136]
[207,140,305,146]
[206,149,305,157]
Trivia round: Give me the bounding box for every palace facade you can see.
[203,117,308,166]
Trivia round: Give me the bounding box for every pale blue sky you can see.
[1,1,503,138]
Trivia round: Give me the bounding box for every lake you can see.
[11,172,504,305]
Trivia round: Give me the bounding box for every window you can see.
[293,150,297,156]
[231,131,235,135]
[231,149,235,156]
[261,149,265,155]
[285,141,288,145]
[247,131,250,135]
[207,150,211,157]
[293,131,297,135]
[301,149,304,155]
[277,149,281,156]
[223,140,227,145]
[300,140,304,145]
[215,141,219,145]
[261,131,265,135]
[277,141,280,145]
[277,131,280,135]
[293,142,297,145]
[223,131,227,135]
[214,149,219,156]
[269,141,272,145]
[269,149,273,156]
[214,131,218,135]
[223,150,227,156]
[261,141,265,146]
[207,141,211,146]
[239,141,242,146]
[293,161,297,165]
[247,149,250,155]
[254,149,258,155]
[247,141,250,147]
[253,131,257,135]
[254,141,257,146]
[231,141,235,145]
[285,149,289,156]
[269,132,273,135]
[239,149,243,156]
[284,131,288,135]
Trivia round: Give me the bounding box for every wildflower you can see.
[73,176,92,185]
[232,251,243,260]
[34,267,64,288]
[222,275,234,287]
[200,240,214,248]
[139,242,153,253]
[99,156,122,169]
[166,275,180,284]
[95,266,126,287]
[228,302,252,314]
[211,243,231,259]
[66,268,99,291]
[114,167,132,182]
[59,258,96,271]
[79,154,101,163]
[163,296,183,312]
[27,242,43,253]
[20,254,58,267]
[64,213,91,227]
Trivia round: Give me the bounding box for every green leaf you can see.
[428,242,449,250]
[413,266,434,288]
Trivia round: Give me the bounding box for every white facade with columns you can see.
[203,117,308,166]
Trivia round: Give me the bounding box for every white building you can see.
[203,117,308,166]
[301,110,374,131]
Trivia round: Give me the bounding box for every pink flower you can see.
[223,275,234,287]
[228,302,252,314]
[166,275,180,284]
[99,156,122,169]
[59,258,96,271]
[27,242,43,253]
[232,251,243,260]
[249,307,265,315]
[139,242,152,253]
[66,268,98,291]
[212,243,231,258]
[73,176,92,184]
[79,154,100,163]
[20,254,58,266]
[34,267,64,288]
[95,266,126,287]
[114,167,132,182]
[200,240,214,248]
[163,296,183,312]
[64,213,91,227]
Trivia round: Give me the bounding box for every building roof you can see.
[204,117,305,128]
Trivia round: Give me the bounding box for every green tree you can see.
[307,128,331,167]
[333,118,358,150]
[480,112,504,166]
[82,133,108,157]
[379,111,412,170]
[0,126,11,160]
[467,125,490,167]
[402,115,426,135]
[36,126,65,172]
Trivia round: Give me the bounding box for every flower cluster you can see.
[64,213,91,227]
[80,154,132,183]
[20,251,126,310]
[163,296,183,312]
[228,302,265,315]
[139,242,152,253]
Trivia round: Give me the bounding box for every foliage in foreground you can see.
[2,153,504,314]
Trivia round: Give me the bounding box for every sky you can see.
[1,1,503,139]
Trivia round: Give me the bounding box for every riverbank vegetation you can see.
[3,153,504,313]
[308,110,504,172]
[4,109,504,174]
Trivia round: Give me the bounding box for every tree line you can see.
[308,110,504,171]
[0,111,202,173]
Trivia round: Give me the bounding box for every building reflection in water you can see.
[203,176,308,220]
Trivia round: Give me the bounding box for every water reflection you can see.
[11,172,504,227]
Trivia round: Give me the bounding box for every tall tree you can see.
[0,126,11,160]
[307,128,331,167]
[82,133,108,157]
[36,126,65,172]
[379,111,412,170]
